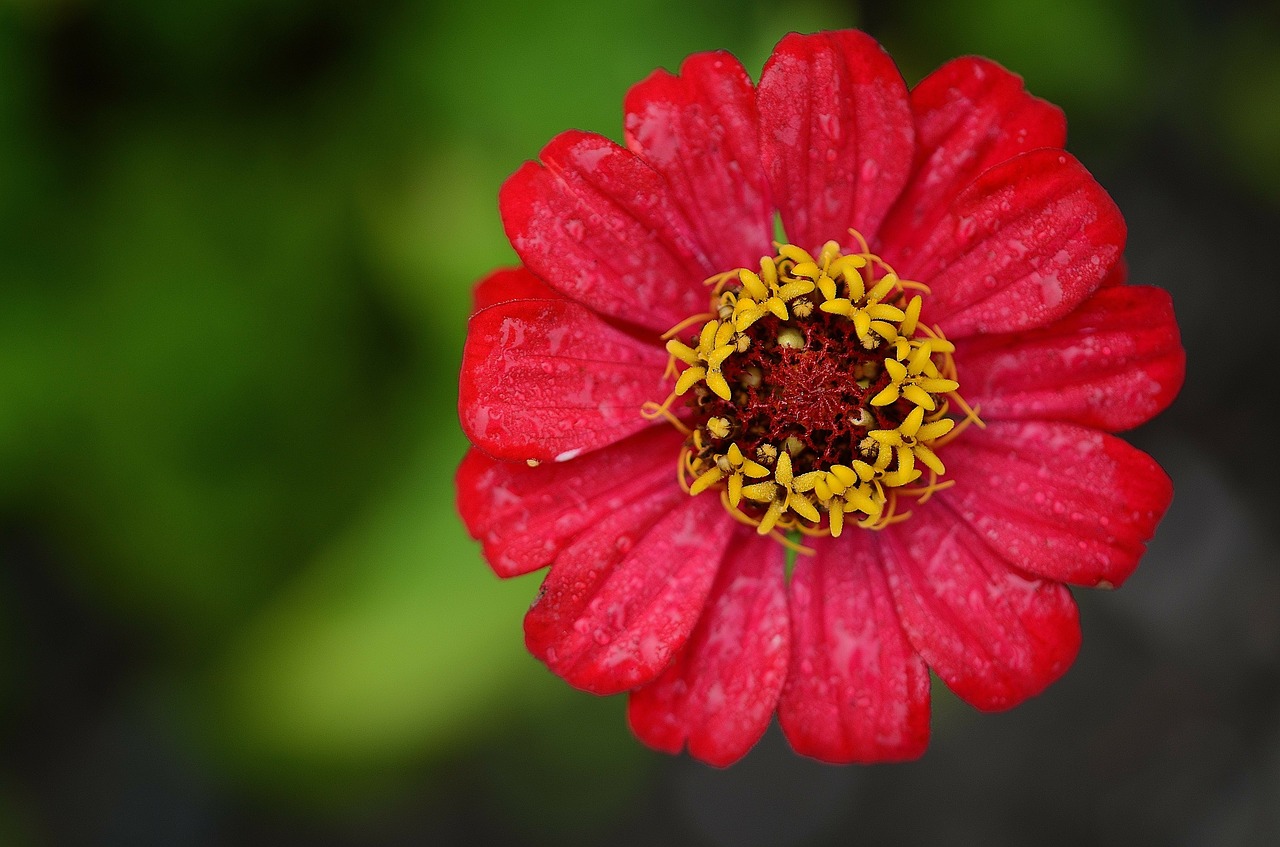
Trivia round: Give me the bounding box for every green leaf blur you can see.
[0,0,1275,842]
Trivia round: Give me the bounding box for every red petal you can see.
[500,130,712,334]
[880,506,1081,712]
[624,51,773,273]
[459,298,668,463]
[956,285,1185,431]
[456,425,684,578]
[879,57,1066,254]
[472,266,561,313]
[627,531,788,767]
[1099,256,1127,287]
[778,535,931,763]
[524,492,733,695]
[890,148,1125,339]
[940,421,1174,588]
[756,30,914,252]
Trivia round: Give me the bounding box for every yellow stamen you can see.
[661,312,714,340]
[828,505,845,537]
[703,269,741,295]
[640,397,691,435]
[649,229,979,545]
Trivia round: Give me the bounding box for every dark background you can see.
[0,0,1276,844]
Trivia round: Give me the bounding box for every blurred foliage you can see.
[886,0,1145,113]
[203,416,552,781]
[1214,11,1280,202]
[0,0,856,805]
[0,0,1277,842]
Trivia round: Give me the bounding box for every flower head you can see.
[457,30,1184,766]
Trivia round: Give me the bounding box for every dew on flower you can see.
[457,28,1185,769]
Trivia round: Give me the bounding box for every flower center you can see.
[644,231,983,548]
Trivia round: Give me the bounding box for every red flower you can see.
[457,30,1184,766]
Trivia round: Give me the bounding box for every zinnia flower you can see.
[457,29,1184,766]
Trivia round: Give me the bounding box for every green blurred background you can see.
[1,0,1277,844]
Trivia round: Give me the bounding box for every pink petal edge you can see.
[500,130,712,334]
[892,148,1125,339]
[880,55,1066,254]
[628,529,789,767]
[779,534,931,763]
[457,425,685,578]
[940,420,1174,588]
[525,493,734,696]
[880,505,1082,712]
[472,265,561,313]
[624,50,774,273]
[757,30,914,253]
[459,298,668,463]
[956,284,1185,432]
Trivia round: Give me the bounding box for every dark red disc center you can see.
[691,312,900,469]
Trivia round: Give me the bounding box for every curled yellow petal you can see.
[734,306,766,332]
[829,464,859,488]
[908,342,933,375]
[675,366,706,395]
[665,339,700,365]
[690,466,724,496]
[900,405,925,439]
[852,310,872,340]
[843,485,880,515]
[916,418,955,442]
[902,384,937,410]
[901,295,922,336]
[790,261,821,280]
[917,378,959,393]
[778,280,815,301]
[866,303,906,322]
[871,384,900,406]
[915,443,945,475]
[868,274,897,303]
[792,471,824,493]
[869,320,899,342]
[790,493,820,522]
[742,481,778,503]
[698,320,719,351]
[819,298,854,316]
[760,256,778,286]
[706,371,732,400]
[728,472,744,507]
[739,269,769,301]
[818,241,842,267]
[775,450,793,486]
[777,244,813,265]
[706,345,736,370]
[843,266,866,301]
[896,445,916,481]
[757,499,786,535]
